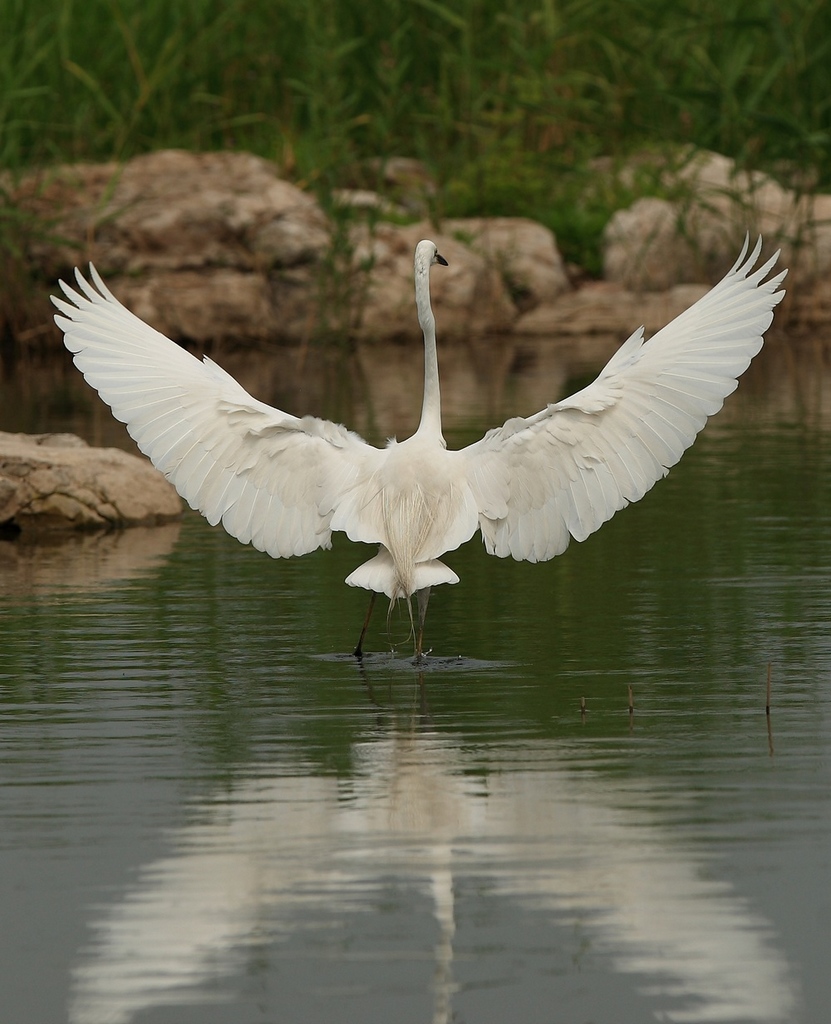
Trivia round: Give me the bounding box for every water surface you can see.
[2,338,830,1023]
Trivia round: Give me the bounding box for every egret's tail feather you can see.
[345,548,459,599]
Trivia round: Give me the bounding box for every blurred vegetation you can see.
[2,0,830,285]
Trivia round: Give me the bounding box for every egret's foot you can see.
[412,647,432,667]
[352,592,377,661]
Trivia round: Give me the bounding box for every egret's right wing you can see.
[52,266,382,558]
[462,238,786,562]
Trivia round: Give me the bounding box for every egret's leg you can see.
[353,592,377,658]
[414,586,432,663]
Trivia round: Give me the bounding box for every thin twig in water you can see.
[766,662,772,716]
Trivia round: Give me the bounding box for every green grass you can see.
[2,0,831,285]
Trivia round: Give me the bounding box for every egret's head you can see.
[415,239,449,274]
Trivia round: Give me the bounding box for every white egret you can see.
[53,237,785,660]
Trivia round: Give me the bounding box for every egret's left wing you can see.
[462,238,786,562]
[52,266,382,559]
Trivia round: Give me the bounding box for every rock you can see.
[19,149,330,275]
[603,197,724,291]
[16,150,330,345]
[673,150,802,245]
[442,217,570,310]
[603,149,831,311]
[349,221,518,340]
[603,190,755,293]
[515,281,710,337]
[0,432,181,532]
[113,268,282,345]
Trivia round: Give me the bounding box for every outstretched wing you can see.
[462,238,786,561]
[52,266,381,558]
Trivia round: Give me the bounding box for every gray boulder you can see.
[0,432,181,532]
[603,149,831,326]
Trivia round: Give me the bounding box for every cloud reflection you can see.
[70,730,797,1024]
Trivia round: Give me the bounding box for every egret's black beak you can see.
[436,253,449,266]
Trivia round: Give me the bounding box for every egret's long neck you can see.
[415,262,442,438]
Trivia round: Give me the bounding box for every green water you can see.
[1,343,830,1023]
